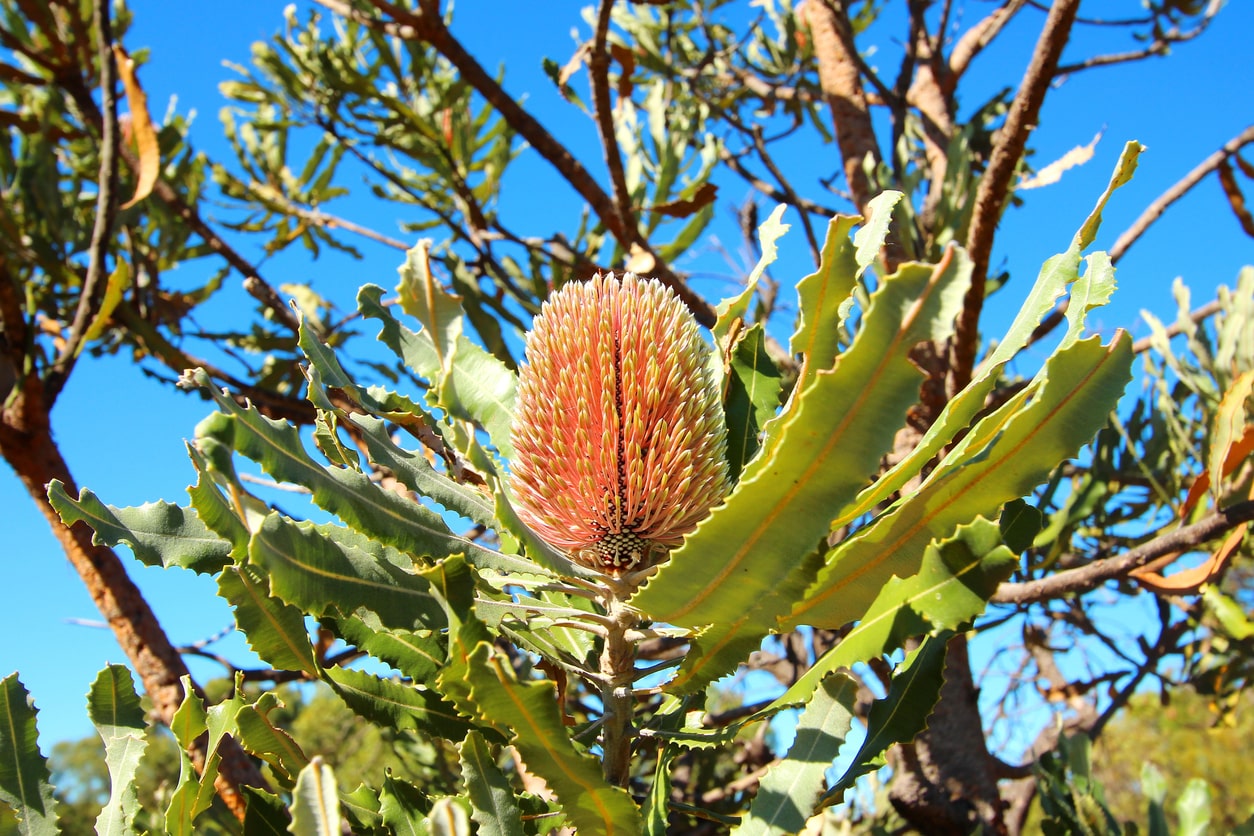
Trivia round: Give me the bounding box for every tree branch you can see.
[952,0,1081,392]
[47,0,119,402]
[992,500,1254,605]
[590,0,636,240]
[801,0,880,213]
[1110,124,1254,263]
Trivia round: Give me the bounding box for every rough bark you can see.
[888,635,1007,835]
[0,371,268,820]
[801,0,881,213]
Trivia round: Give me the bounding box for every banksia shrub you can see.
[510,272,729,573]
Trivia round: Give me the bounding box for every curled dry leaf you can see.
[112,44,160,209]
[1018,131,1102,190]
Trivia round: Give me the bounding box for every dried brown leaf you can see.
[112,44,159,209]
[1218,160,1254,237]
[1018,131,1102,190]
[652,182,718,218]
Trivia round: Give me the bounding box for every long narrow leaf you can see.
[0,674,59,836]
[459,731,525,836]
[633,249,971,694]
[88,665,148,836]
[788,334,1132,630]
[461,643,641,834]
[735,673,858,836]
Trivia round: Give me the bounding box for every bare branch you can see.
[949,0,1029,81]
[590,0,636,240]
[1110,124,1254,263]
[47,0,119,401]
[952,0,1081,392]
[992,500,1254,605]
[801,0,880,213]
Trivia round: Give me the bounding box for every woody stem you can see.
[598,584,639,787]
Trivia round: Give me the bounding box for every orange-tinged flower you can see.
[510,272,729,574]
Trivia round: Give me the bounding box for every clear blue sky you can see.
[4,0,1252,751]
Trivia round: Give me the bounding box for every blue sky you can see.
[4,0,1253,751]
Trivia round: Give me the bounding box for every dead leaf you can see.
[1218,160,1254,237]
[1180,424,1254,518]
[1018,131,1102,190]
[652,182,718,218]
[1131,522,1249,595]
[625,243,656,274]
[112,43,159,209]
[609,42,635,101]
[557,42,590,89]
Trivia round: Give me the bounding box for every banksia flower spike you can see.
[510,272,729,574]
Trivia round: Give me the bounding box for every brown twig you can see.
[952,0,1081,392]
[47,0,118,401]
[589,0,636,241]
[1110,124,1254,263]
[992,500,1254,605]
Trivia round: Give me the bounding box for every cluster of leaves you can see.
[0,134,1149,832]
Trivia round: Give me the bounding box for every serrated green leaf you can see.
[187,370,503,569]
[853,190,904,273]
[722,323,782,480]
[786,214,861,379]
[218,565,318,676]
[769,519,1017,712]
[358,285,519,462]
[712,204,790,342]
[249,514,450,632]
[633,248,972,687]
[352,415,496,529]
[461,643,641,834]
[235,703,309,785]
[88,665,147,836]
[819,634,950,805]
[736,673,858,836]
[397,241,463,374]
[323,666,472,742]
[459,731,524,836]
[788,334,1132,630]
[1000,498,1044,555]
[0,674,60,836]
[289,757,340,836]
[379,773,430,836]
[839,144,1141,527]
[165,682,210,836]
[47,480,231,574]
[185,444,252,560]
[332,616,445,684]
[241,787,291,835]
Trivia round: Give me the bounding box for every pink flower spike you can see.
[510,272,729,574]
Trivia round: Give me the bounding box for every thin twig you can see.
[992,500,1254,605]
[953,0,1081,391]
[1110,124,1254,263]
[48,0,118,401]
[590,0,636,240]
